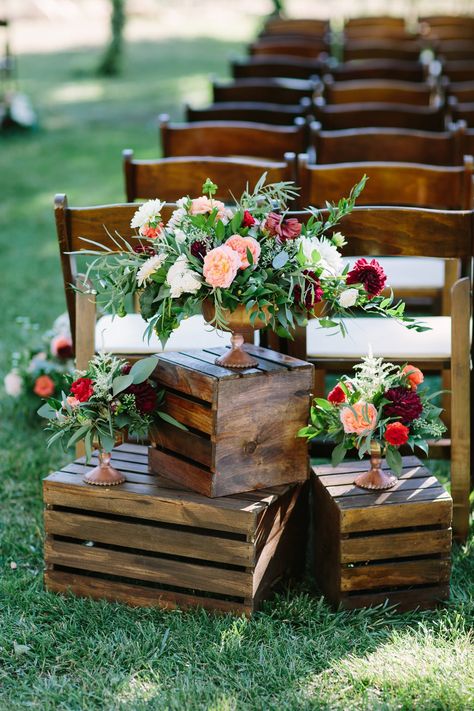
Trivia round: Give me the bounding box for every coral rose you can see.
[328,384,346,404]
[70,377,94,402]
[384,422,409,447]
[225,235,261,269]
[203,245,241,288]
[34,375,55,398]
[190,196,227,221]
[402,364,424,391]
[51,334,73,359]
[340,401,377,434]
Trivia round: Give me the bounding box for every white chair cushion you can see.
[307,316,451,360]
[348,257,444,289]
[95,314,233,354]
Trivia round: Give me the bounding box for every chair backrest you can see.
[297,153,473,210]
[262,17,330,38]
[342,39,423,62]
[420,19,474,41]
[444,60,474,82]
[449,80,474,103]
[310,122,465,165]
[54,196,176,345]
[329,59,426,82]
[322,77,436,106]
[314,98,447,131]
[160,115,307,160]
[344,16,406,31]
[186,100,311,126]
[249,38,329,59]
[231,56,325,80]
[123,151,295,203]
[438,41,474,61]
[453,101,474,127]
[212,77,316,105]
[465,127,474,156]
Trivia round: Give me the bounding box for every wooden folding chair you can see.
[342,39,424,62]
[453,101,474,127]
[420,17,474,41]
[314,98,447,131]
[310,121,465,165]
[186,99,311,126]
[329,59,427,82]
[122,152,295,203]
[444,60,474,82]
[344,16,406,34]
[159,115,307,160]
[449,81,474,103]
[320,77,442,106]
[231,56,325,81]
[438,41,474,62]
[212,77,317,105]
[282,206,474,540]
[249,38,330,60]
[261,17,330,39]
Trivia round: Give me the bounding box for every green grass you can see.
[1,31,474,711]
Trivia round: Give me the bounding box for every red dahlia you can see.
[294,270,323,310]
[383,386,423,424]
[126,381,157,414]
[346,258,387,298]
[190,240,207,261]
[327,384,346,404]
[70,377,94,402]
[384,422,409,447]
[241,210,255,228]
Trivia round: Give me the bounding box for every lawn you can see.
[1,20,474,711]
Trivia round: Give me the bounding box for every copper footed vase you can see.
[83,449,126,486]
[202,299,269,369]
[354,442,397,490]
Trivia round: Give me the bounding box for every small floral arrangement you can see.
[37,352,182,461]
[298,354,446,475]
[80,175,422,346]
[3,313,74,405]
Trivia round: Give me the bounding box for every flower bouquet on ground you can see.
[298,354,446,490]
[3,313,74,408]
[80,174,423,369]
[38,353,184,486]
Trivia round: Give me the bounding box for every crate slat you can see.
[340,558,451,592]
[340,528,452,563]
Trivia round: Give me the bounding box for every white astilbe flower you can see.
[297,236,344,275]
[167,255,201,298]
[136,253,166,287]
[352,353,398,400]
[130,199,165,229]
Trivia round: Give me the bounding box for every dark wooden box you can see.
[43,444,308,615]
[149,345,313,497]
[312,456,452,611]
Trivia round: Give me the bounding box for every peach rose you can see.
[402,364,424,391]
[225,235,261,269]
[139,223,164,239]
[340,402,377,435]
[34,375,55,398]
[189,196,227,221]
[66,396,81,408]
[203,245,241,288]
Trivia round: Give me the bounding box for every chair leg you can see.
[450,277,471,542]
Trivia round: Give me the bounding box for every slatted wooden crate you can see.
[43,443,308,615]
[312,456,452,611]
[149,345,313,497]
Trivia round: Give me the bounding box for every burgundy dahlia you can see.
[294,270,323,310]
[346,258,387,298]
[265,212,302,241]
[383,386,423,424]
[133,244,156,256]
[190,240,207,262]
[126,381,157,414]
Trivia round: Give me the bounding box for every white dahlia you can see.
[166,255,201,298]
[136,253,166,287]
[298,236,344,276]
[130,199,165,229]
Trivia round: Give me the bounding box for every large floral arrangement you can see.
[3,313,74,405]
[81,175,422,345]
[38,353,182,461]
[298,354,446,475]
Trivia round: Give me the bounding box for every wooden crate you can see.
[149,345,313,497]
[43,443,308,615]
[312,456,453,611]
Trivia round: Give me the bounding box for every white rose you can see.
[174,228,187,245]
[166,255,201,298]
[4,370,23,397]
[338,288,359,309]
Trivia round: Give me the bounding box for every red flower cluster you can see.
[383,386,423,424]
[133,244,157,256]
[346,258,387,298]
[241,210,255,228]
[70,377,94,402]
[384,422,409,447]
[126,382,157,414]
[190,240,208,262]
[265,212,302,241]
[327,384,346,404]
[293,270,323,310]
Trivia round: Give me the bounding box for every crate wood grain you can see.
[149,345,314,497]
[312,457,452,611]
[43,444,308,615]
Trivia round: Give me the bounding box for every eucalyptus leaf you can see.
[272,251,289,269]
[331,441,347,467]
[157,412,188,430]
[112,373,134,396]
[130,356,158,384]
[37,402,57,419]
[385,446,403,475]
[67,425,91,449]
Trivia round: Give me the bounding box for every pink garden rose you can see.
[189,196,227,221]
[340,402,377,435]
[203,245,241,288]
[66,396,81,408]
[225,234,261,269]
